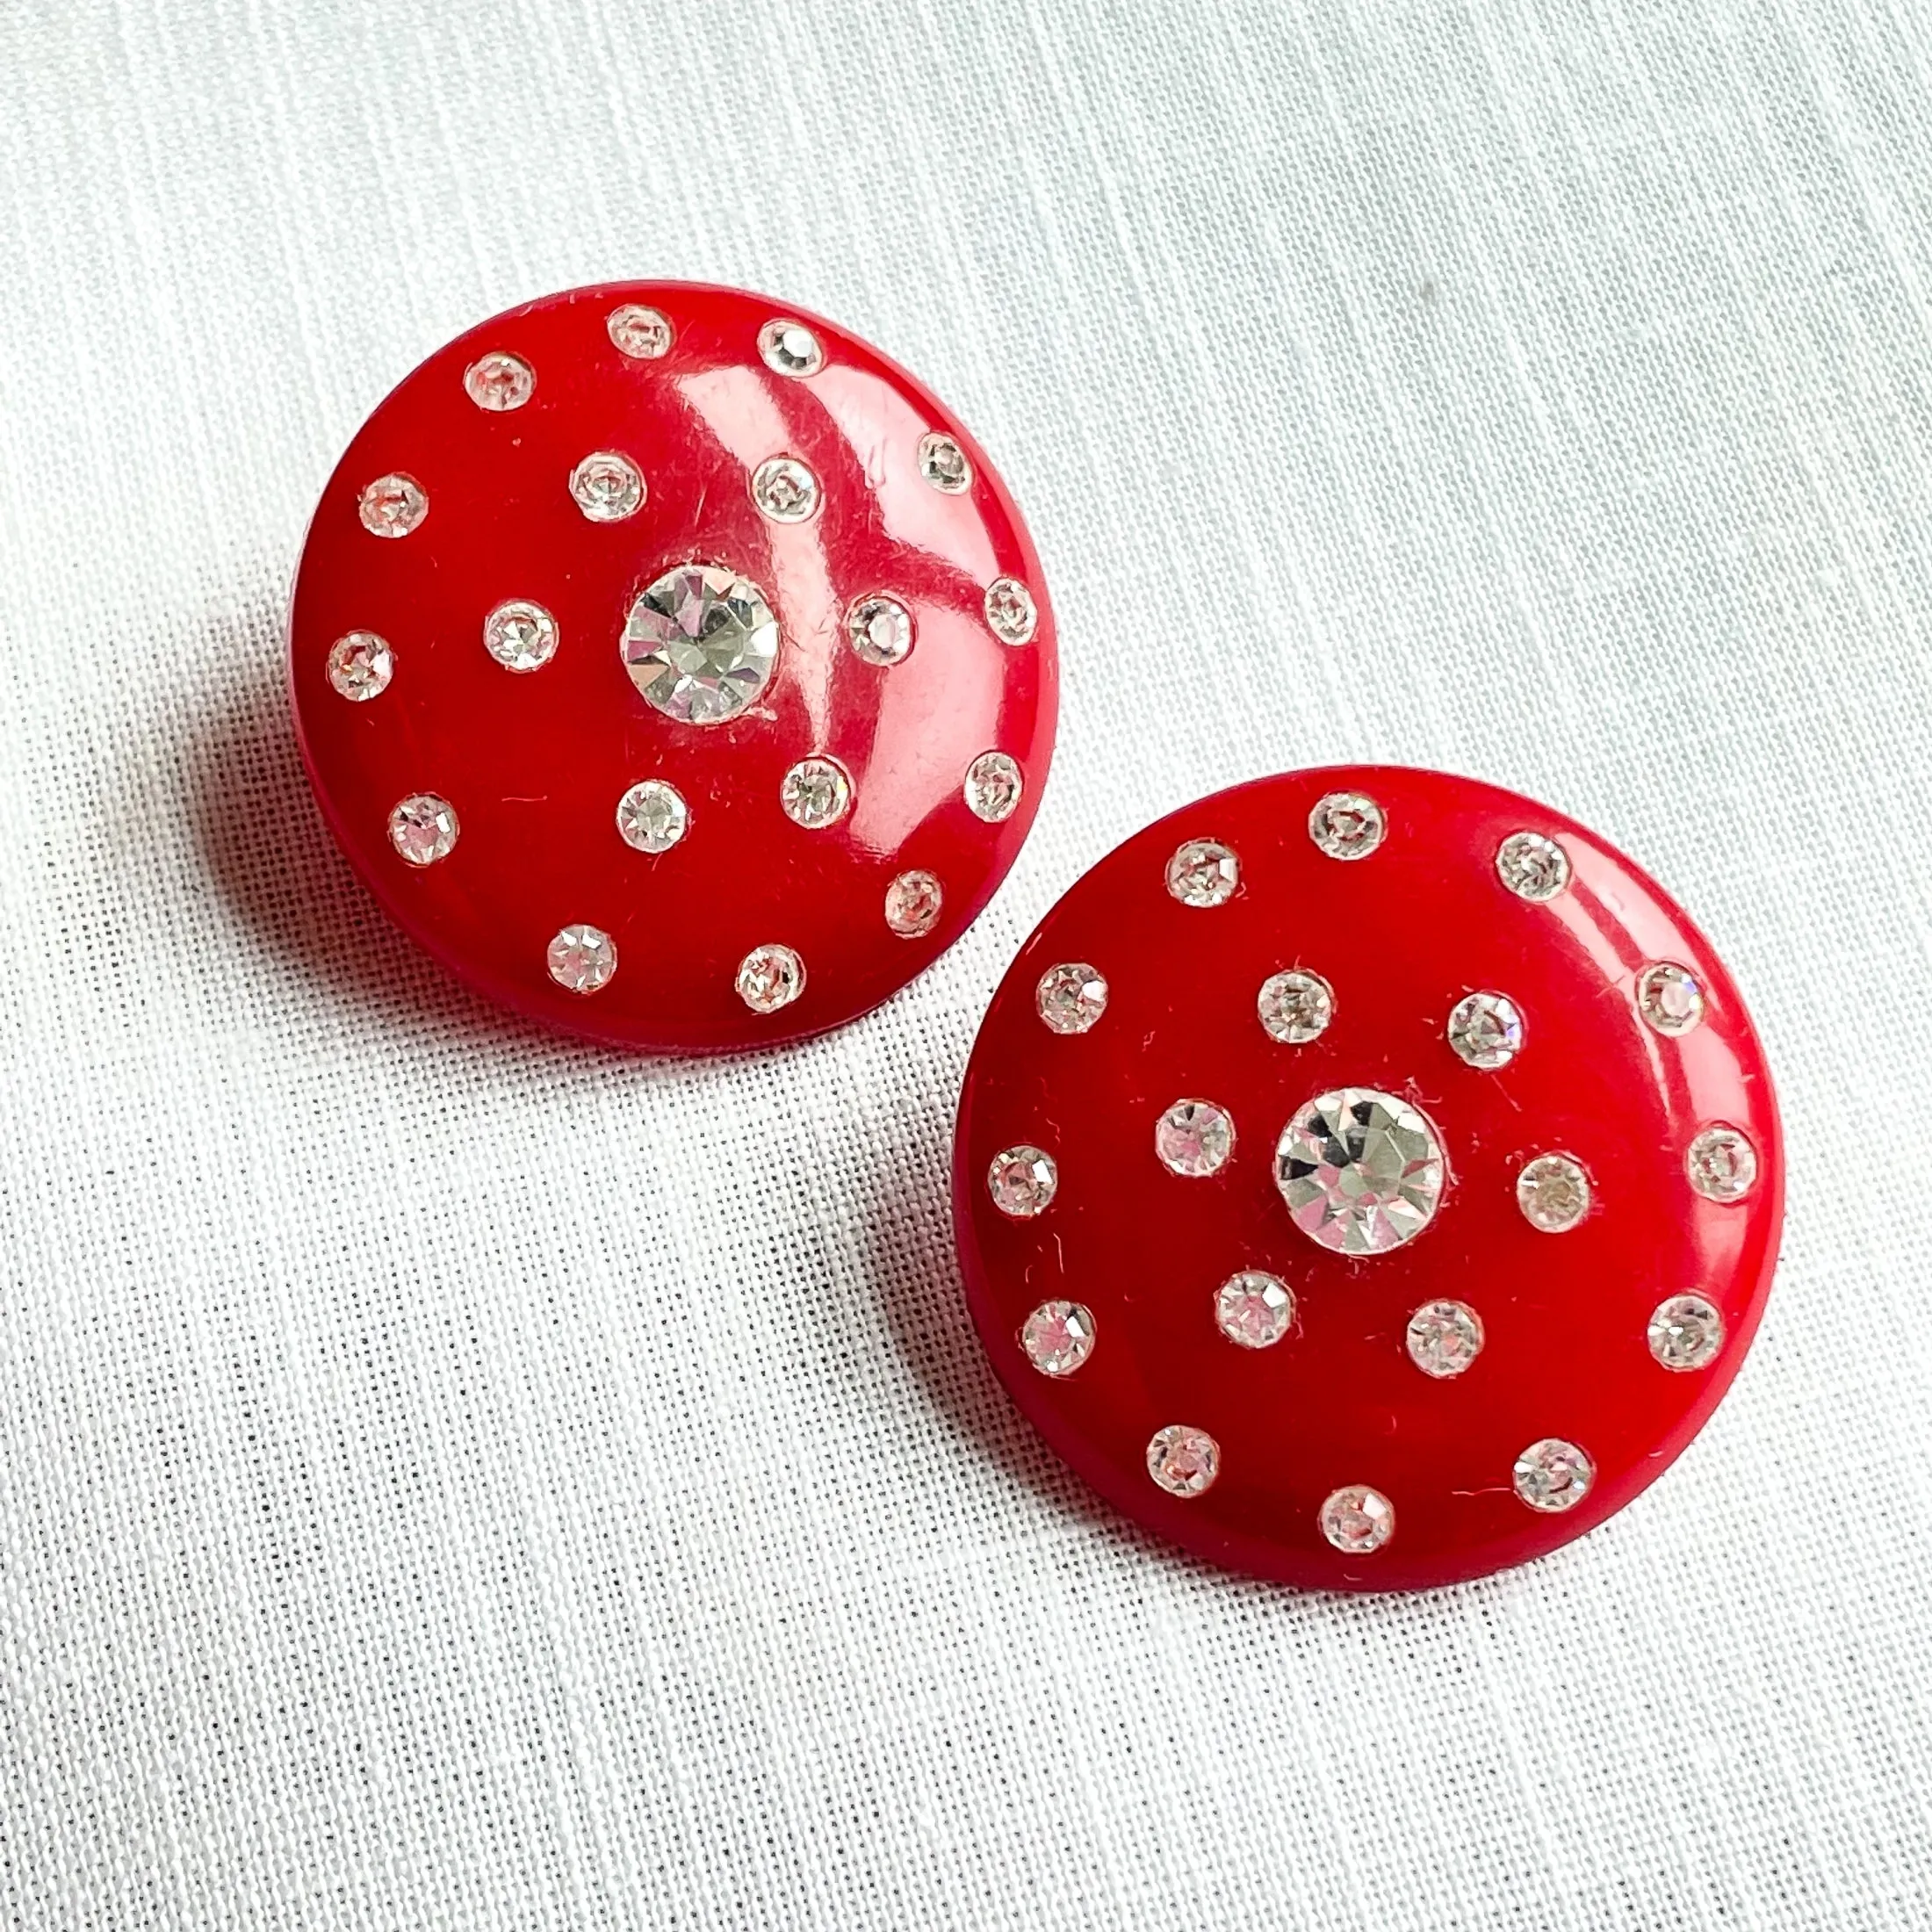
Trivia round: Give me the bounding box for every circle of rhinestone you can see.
[983,577,1037,645]
[607,304,673,359]
[482,599,559,673]
[847,595,913,667]
[736,944,805,1014]
[1320,1486,1395,1555]
[463,350,534,412]
[1517,1154,1590,1232]
[1215,1272,1294,1349]
[964,751,1023,823]
[1638,962,1705,1036]
[1156,1099,1235,1178]
[1276,1087,1445,1256]
[884,870,944,937]
[1496,831,1571,901]
[1021,1301,1095,1377]
[327,631,393,701]
[1258,969,1333,1044]
[1308,790,1386,861]
[1447,991,1524,1070]
[1405,1301,1484,1379]
[781,757,852,830]
[752,455,819,523]
[1036,962,1107,1034]
[1648,1294,1727,1372]
[570,451,645,523]
[1688,1125,1758,1202]
[387,793,458,866]
[988,1145,1056,1219]
[547,924,616,994]
[615,780,688,855]
[758,318,823,376]
[1165,840,1238,907]
[1146,1425,1219,1498]
[622,565,779,725]
[358,473,426,538]
[918,431,972,493]
[1513,1438,1595,1513]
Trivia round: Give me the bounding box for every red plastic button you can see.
[291,281,1056,1053]
[955,768,1783,1590]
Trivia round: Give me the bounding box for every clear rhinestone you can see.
[1215,1272,1294,1349]
[1638,962,1705,1036]
[327,631,393,701]
[1405,1301,1484,1378]
[1513,1438,1594,1513]
[615,780,688,854]
[988,1145,1056,1218]
[918,431,972,493]
[1496,831,1570,901]
[1517,1154,1590,1232]
[547,923,616,994]
[884,870,943,937]
[1156,1099,1235,1178]
[482,599,559,672]
[1320,1486,1395,1554]
[1021,1301,1094,1376]
[781,757,852,829]
[1258,969,1333,1044]
[1687,1125,1757,1202]
[1036,962,1107,1034]
[1276,1087,1445,1256]
[463,350,535,411]
[569,451,645,522]
[607,304,673,359]
[358,473,427,538]
[1447,991,1524,1071]
[983,577,1037,645]
[622,565,779,725]
[964,751,1023,823]
[751,455,819,523]
[847,595,913,667]
[1308,790,1386,861]
[386,793,458,866]
[1165,840,1238,907]
[759,318,824,376]
[1648,1294,1727,1372]
[1146,1425,1219,1497]
[736,943,805,1014]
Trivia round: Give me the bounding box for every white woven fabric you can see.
[2,2,1927,1925]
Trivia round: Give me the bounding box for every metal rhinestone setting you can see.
[884,870,943,937]
[780,758,852,830]
[1513,1438,1595,1513]
[1447,991,1524,1071]
[1406,1301,1484,1378]
[1156,1099,1235,1178]
[1308,790,1385,861]
[463,350,535,412]
[989,1146,1057,1218]
[752,455,820,523]
[622,566,779,725]
[1036,962,1107,1034]
[1688,1125,1758,1202]
[737,944,805,1014]
[1638,962,1705,1036]
[1215,1272,1294,1349]
[964,751,1023,823]
[847,595,913,666]
[1496,831,1570,901]
[1320,1486,1395,1554]
[758,319,824,377]
[548,924,616,994]
[328,631,393,701]
[607,304,673,358]
[483,599,559,672]
[359,473,426,538]
[1258,969,1334,1044]
[1276,1088,1445,1256]
[1166,840,1238,908]
[1021,1301,1095,1377]
[983,577,1037,645]
[918,431,972,493]
[1517,1154,1590,1232]
[1146,1425,1219,1498]
[615,780,688,855]
[387,793,458,866]
[1648,1294,1727,1371]
[570,451,645,523]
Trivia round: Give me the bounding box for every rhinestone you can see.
[1513,1438,1594,1513]
[1276,1087,1445,1256]
[983,577,1037,645]
[1021,1301,1094,1377]
[1155,1099,1235,1179]
[547,923,616,994]
[1036,962,1107,1034]
[1648,1294,1727,1372]
[1496,831,1570,901]
[1165,840,1238,907]
[327,631,392,701]
[736,943,805,1014]
[1308,790,1385,861]
[1688,1125,1758,1202]
[1517,1154,1590,1232]
[1215,1272,1294,1349]
[615,780,688,854]
[751,455,819,523]
[569,451,644,523]
[1638,962,1705,1036]
[988,1145,1056,1218]
[780,757,852,830]
[884,870,943,937]
[1405,1301,1484,1379]
[847,595,913,667]
[358,473,426,538]
[1447,991,1524,1071]
[463,350,534,411]
[918,431,972,493]
[964,751,1023,823]
[622,565,779,725]
[1320,1486,1395,1554]
[482,599,559,672]
[607,304,673,359]
[1146,1425,1219,1498]
[386,793,458,867]
[1258,969,1334,1044]
[758,318,824,376]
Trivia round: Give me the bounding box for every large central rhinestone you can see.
[1275,1087,1445,1256]
[622,564,778,725]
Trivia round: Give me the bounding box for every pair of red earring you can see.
[290,280,1782,1594]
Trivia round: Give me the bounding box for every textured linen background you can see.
[2,1,1928,1927]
